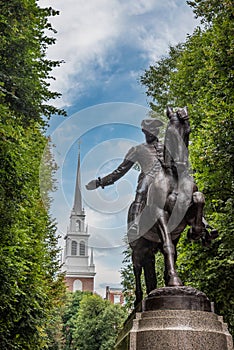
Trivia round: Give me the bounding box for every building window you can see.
[114,294,121,304]
[76,220,81,231]
[73,279,82,292]
[79,241,85,256]
[71,240,77,255]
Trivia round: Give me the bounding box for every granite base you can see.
[115,287,233,350]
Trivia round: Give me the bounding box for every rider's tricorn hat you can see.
[141,119,163,135]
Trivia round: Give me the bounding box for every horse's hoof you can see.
[187,227,202,241]
[202,228,219,246]
[167,274,183,287]
[210,229,218,239]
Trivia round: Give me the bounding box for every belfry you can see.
[62,146,95,292]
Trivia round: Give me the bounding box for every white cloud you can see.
[94,263,121,297]
[40,0,121,105]
[38,1,199,297]
[120,0,156,16]
[93,246,125,297]
[39,0,198,107]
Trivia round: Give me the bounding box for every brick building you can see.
[105,286,124,305]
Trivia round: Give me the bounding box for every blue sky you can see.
[39,0,199,296]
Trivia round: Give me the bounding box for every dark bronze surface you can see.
[86,106,218,307]
[145,286,211,312]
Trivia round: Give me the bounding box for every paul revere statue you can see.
[86,119,164,236]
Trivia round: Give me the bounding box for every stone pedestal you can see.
[115,287,233,350]
[129,309,233,350]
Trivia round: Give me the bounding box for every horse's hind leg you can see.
[133,265,143,307]
[143,250,157,295]
[132,250,143,307]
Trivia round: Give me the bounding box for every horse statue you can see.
[127,106,217,307]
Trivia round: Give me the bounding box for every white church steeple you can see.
[72,142,83,214]
[62,144,95,292]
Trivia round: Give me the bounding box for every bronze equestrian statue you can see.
[85,117,164,233]
[86,106,217,306]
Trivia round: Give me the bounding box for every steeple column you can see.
[62,143,96,293]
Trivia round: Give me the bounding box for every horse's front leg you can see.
[188,191,205,240]
[158,214,182,287]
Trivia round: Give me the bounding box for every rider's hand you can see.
[86,179,100,190]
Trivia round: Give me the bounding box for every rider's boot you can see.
[128,202,142,244]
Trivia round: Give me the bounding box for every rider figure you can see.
[86,119,164,235]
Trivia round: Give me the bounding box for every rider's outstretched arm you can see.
[86,146,138,190]
[86,158,134,190]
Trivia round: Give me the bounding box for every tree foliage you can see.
[0,109,66,349]
[72,293,127,350]
[0,0,66,126]
[140,0,234,334]
[0,1,66,349]
[120,246,136,311]
[61,291,92,350]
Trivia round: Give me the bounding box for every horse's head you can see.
[164,106,191,172]
[170,106,189,120]
[166,105,188,118]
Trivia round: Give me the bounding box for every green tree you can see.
[140,0,234,334]
[0,115,66,349]
[61,291,92,350]
[140,44,184,114]
[72,294,127,350]
[0,0,66,126]
[0,0,67,349]
[120,246,136,311]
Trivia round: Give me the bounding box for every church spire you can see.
[72,141,83,214]
[62,141,95,293]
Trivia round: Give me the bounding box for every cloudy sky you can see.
[39,0,199,297]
